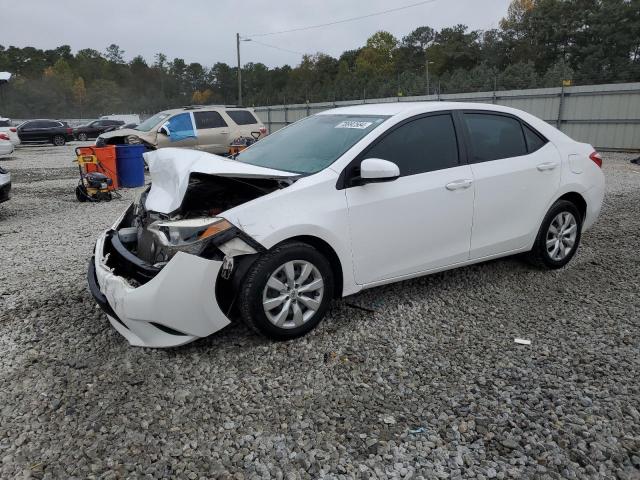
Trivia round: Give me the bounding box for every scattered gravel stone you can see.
[1,146,639,478]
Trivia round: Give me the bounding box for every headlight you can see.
[126,135,142,144]
[152,217,233,260]
[158,218,232,246]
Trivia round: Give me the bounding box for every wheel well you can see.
[281,235,344,298]
[558,192,587,222]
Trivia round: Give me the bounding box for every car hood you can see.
[99,127,146,140]
[144,148,297,214]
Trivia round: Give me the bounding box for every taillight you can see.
[66,127,73,134]
[0,133,10,141]
[589,151,603,168]
[259,127,267,135]
[9,127,16,132]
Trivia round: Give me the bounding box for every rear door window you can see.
[226,110,259,125]
[463,113,528,162]
[194,111,227,129]
[0,120,10,127]
[363,114,459,176]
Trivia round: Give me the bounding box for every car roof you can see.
[157,105,255,115]
[319,101,528,118]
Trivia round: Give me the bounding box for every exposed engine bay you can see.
[114,173,292,268]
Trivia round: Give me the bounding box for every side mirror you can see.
[158,124,170,136]
[358,158,400,184]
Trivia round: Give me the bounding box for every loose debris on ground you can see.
[1,145,639,479]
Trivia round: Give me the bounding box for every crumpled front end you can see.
[87,148,297,347]
[88,210,234,347]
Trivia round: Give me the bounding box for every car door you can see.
[93,120,108,136]
[18,121,41,142]
[192,111,230,154]
[344,112,475,285]
[460,111,562,259]
[157,112,197,149]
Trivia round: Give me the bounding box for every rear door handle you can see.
[537,162,558,171]
[220,130,230,134]
[445,179,473,191]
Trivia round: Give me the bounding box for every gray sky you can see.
[1,0,511,67]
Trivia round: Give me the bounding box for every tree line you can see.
[0,0,638,118]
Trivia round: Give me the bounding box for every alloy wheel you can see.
[262,260,324,329]
[546,211,578,261]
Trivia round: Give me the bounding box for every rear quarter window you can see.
[226,110,259,125]
[523,124,548,153]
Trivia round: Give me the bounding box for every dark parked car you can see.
[73,119,125,141]
[17,120,74,146]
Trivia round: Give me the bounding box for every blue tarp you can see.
[167,113,196,142]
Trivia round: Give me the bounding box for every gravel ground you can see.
[0,144,639,480]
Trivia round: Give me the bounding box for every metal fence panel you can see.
[254,82,640,150]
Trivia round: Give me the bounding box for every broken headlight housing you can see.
[126,135,142,145]
[154,217,233,259]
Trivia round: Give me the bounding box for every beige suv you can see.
[96,106,266,155]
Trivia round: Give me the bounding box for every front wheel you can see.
[52,135,66,146]
[528,200,582,269]
[239,242,334,340]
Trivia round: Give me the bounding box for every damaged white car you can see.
[88,102,605,348]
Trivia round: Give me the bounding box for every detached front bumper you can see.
[88,229,231,348]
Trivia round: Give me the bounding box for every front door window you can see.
[166,113,196,142]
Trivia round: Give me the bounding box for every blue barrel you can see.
[115,145,146,188]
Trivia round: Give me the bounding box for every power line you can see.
[245,0,442,38]
[244,39,304,56]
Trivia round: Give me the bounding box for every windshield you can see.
[236,114,388,174]
[135,112,171,132]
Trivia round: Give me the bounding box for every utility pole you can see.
[236,32,242,106]
[425,58,434,96]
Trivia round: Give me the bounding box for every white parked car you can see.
[0,133,15,158]
[88,102,605,348]
[0,118,20,146]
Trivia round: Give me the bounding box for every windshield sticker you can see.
[335,121,373,129]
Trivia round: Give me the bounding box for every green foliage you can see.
[0,0,638,117]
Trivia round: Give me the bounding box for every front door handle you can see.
[445,179,473,191]
[537,162,558,171]
[220,130,230,134]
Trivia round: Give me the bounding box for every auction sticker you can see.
[335,121,373,129]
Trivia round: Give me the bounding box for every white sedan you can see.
[0,133,15,157]
[88,102,605,347]
[0,118,21,146]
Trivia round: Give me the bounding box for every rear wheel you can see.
[52,135,66,146]
[528,200,582,269]
[77,132,88,142]
[239,242,334,340]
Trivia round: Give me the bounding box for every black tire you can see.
[75,185,88,202]
[77,133,88,142]
[528,199,582,269]
[52,135,66,146]
[239,242,334,340]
